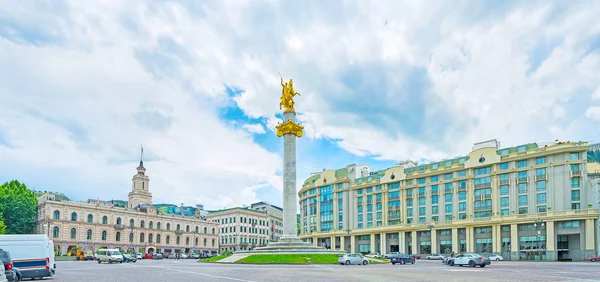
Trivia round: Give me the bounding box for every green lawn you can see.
[236,254,344,264]
[199,255,229,263]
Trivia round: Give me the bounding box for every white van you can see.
[0,259,7,282]
[96,249,123,263]
[0,235,55,279]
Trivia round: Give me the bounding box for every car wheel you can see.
[592,259,597,262]
[496,258,500,261]
[392,262,396,265]
[97,259,101,264]
[469,261,476,267]
[345,260,351,265]
[16,274,21,282]
[109,259,112,264]
[480,264,486,268]
[362,260,368,265]
[411,260,415,264]
[449,261,454,266]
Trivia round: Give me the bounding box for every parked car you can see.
[365,252,382,259]
[488,254,504,261]
[0,258,8,282]
[588,255,600,262]
[135,253,143,260]
[426,254,444,260]
[447,253,490,268]
[122,254,137,263]
[390,253,415,265]
[385,252,399,259]
[190,253,200,259]
[153,253,163,260]
[144,253,153,259]
[76,250,95,261]
[338,254,369,265]
[96,249,123,264]
[0,249,21,282]
[410,254,421,259]
[180,254,189,259]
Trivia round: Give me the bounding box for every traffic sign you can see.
[85,241,88,245]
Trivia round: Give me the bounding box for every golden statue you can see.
[280,77,300,112]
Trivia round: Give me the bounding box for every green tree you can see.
[0,180,38,234]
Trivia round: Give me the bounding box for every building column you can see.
[451,228,458,253]
[546,221,556,261]
[492,225,500,253]
[340,236,345,252]
[431,229,438,254]
[585,219,595,259]
[381,233,387,254]
[330,236,335,249]
[466,226,473,252]
[411,231,418,254]
[510,224,519,261]
[370,233,376,253]
[350,235,356,253]
[398,231,406,253]
[313,237,318,246]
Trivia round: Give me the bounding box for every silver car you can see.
[338,254,369,265]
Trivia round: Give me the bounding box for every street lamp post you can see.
[534,220,545,261]
[45,217,54,238]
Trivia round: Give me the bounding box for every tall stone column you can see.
[277,110,304,242]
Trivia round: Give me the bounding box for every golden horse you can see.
[280,78,300,111]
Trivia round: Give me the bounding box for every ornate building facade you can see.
[36,160,220,255]
[299,140,599,261]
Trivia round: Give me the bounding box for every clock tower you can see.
[128,157,153,209]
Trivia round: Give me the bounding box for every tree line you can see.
[0,180,38,234]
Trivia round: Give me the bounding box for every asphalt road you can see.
[49,259,600,282]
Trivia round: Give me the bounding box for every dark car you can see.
[0,249,22,282]
[122,254,137,263]
[390,253,415,265]
[152,253,163,260]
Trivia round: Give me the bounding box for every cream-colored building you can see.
[250,201,284,242]
[206,207,275,253]
[36,160,220,255]
[299,139,599,261]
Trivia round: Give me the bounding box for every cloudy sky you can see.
[1,0,599,210]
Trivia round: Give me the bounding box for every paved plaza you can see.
[50,259,600,282]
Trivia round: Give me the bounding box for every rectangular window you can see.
[517,160,527,168]
[571,190,580,201]
[518,195,527,206]
[500,209,509,216]
[572,203,580,210]
[518,183,527,194]
[517,145,527,152]
[419,197,426,206]
[431,175,439,182]
[445,173,453,180]
[458,170,467,177]
[474,166,491,175]
[499,162,509,170]
[419,207,426,216]
[407,208,413,217]
[445,215,452,221]
[558,220,581,228]
[535,157,546,165]
[459,202,466,212]
[432,205,439,215]
[445,183,452,193]
[518,207,528,214]
[501,197,509,208]
[537,206,546,212]
[537,193,546,204]
[445,193,452,202]
[431,185,439,194]
[418,178,426,184]
[500,185,509,196]
[536,181,546,191]
[389,183,400,190]
[571,177,580,188]
[459,191,467,201]
[445,204,452,213]
[536,168,546,177]
[569,152,579,160]
[432,195,439,205]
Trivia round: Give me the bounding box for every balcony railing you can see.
[571,170,581,177]
[406,194,413,199]
[517,177,528,184]
[475,206,492,211]
[431,190,439,195]
[457,186,467,191]
[474,183,491,189]
[114,224,124,230]
[499,179,510,185]
[445,188,453,194]
[418,192,426,197]
[535,174,547,181]
[175,229,183,235]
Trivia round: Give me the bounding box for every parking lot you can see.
[51,259,600,282]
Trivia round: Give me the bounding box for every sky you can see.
[1,0,599,210]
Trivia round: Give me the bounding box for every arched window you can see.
[149,221,153,229]
[212,228,215,234]
[185,237,190,245]
[212,239,215,247]
[166,223,171,230]
[195,226,199,233]
[157,222,161,230]
[129,232,134,242]
[116,232,121,241]
[203,238,207,246]
[102,231,107,241]
[148,233,153,243]
[176,236,180,245]
[87,214,93,223]
[52,226,59,238]
[166,235,170,244]
[156,234,161,244]
[176,224,181,231]
[53,210,60,220]
[204,227,207,233]
[71,212,77,221]
[116,217,122,225]
[129,219,134,228]
[195,237,198,246]
[186,225,190,232]
[86,229,92,240]
[102,216,108,224]
[70,228,77,239]
[140,233,145,243]
[140,220,145,228]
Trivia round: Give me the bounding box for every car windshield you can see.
[0,252,11,262]
[109,251,121,255]
[84,251,93,254]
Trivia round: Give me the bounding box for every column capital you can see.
[276,120,304,137]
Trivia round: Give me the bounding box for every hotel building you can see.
[36,160,220,255]
[298,139,599,261]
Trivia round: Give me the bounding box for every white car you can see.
[338,254,369,265]
[135,253,143,259]
[0,259,8,282]
[426,254,444,260]
[365,252,382,259]
[488,254,504,261]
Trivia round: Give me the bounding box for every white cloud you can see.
[586,107,600,121]
[241,123,266,134]
[1,1,600,209]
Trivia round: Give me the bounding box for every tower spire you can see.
[140,144,144,167]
